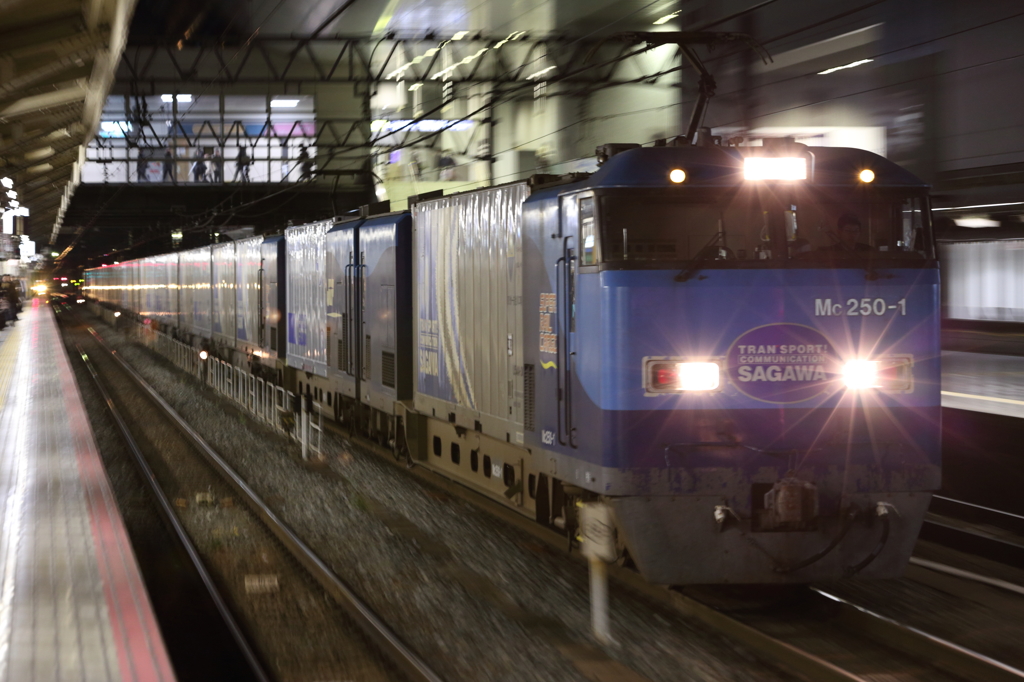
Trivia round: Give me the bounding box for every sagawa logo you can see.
[726,324,838,403]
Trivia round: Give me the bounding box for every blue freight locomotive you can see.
[85,137,940,585]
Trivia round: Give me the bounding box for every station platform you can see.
[942,350,1024,418]
[0,301,176,681]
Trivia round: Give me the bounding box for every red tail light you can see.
[652,364,678,389]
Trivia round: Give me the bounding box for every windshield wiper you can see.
[675,232,724,282]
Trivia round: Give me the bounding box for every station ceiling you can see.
[0,0,135,246]
[129,0,679,41]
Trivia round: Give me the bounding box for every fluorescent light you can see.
[653,11,681,25]
[451,31,468,40]
[953,218,1000,228]
[933,201,1024,212]
[744,157,807,181]
[160,94,192,103]
[817,58,873,76]
[1,177,11,189]
[270,99,300,108]
[528,65,552,79]
[6,190,16,199]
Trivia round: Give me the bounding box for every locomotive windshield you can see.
[591,187,933,267]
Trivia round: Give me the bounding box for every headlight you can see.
[743,157,807,181]
[647,359,721,392]
[842,357,913,391]
[842,360,879,389]
[678,362,720,391]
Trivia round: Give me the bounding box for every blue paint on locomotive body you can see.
[520,146,940,505]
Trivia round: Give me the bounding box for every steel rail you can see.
[813,587,1024,682]
[83,326,445,682]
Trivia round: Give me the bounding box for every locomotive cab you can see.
[522,141,940,584]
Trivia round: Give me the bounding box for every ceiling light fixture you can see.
[933,201,1024,212]
[526,66,556,81]
[160,94,193,103]
[270,99,300,107]
[653,11,681,25]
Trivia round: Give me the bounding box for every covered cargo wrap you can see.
[123,261,139,312]
[361,214,413,410]
[179,246,212,336]
[139,253,178,326]
[286,219,334,376]
[260,236,286,358]
[211,242,236,344]
[941,239,1024,322]
[235,236,263,350]
[326,218,361,396]
[413,183,528,432]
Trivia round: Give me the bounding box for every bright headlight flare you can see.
[677,362,721,391]
[646,359,721,392]
[842,360,879,389]
[842,357,914,391]
[858,169,875,183]
[743,157,807,181]
[669,168,686,183]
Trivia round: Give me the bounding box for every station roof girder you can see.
[116,34,691,89]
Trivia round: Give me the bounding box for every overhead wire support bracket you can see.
[616,31,771,143]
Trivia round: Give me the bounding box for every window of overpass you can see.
[83,94,318,184]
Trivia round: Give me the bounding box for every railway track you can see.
[69,304,1024,682]
[74,339,272,682]
[60,307,440,682]
[920,496,1024,567]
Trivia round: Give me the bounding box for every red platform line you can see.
[45,308,177,682]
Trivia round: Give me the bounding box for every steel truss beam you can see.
[117,34,691,87]
[110,117,372,152]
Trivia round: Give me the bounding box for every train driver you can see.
[822,212,872,252]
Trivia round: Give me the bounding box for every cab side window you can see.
[580,197,597,265]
